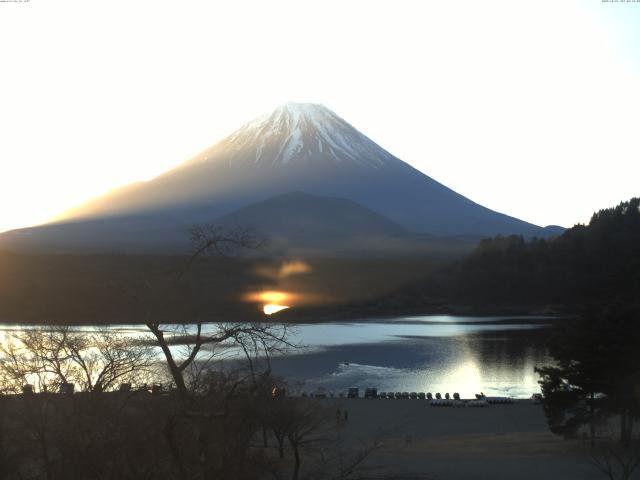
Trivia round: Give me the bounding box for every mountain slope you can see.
[1,103,562,253]
[56,103,555,236]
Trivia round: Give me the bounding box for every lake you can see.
[270,315,554,399]
[0,315,555,398]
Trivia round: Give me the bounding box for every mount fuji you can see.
[1,103,562,254]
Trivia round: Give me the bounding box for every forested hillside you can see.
[375,198,640,313]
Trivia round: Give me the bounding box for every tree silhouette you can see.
[536,304,640,445]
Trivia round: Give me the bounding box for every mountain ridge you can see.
[0,103,564,253]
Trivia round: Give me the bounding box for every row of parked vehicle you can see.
[302,388,462,400]
[300,387,533,403]
[366,389,461,400]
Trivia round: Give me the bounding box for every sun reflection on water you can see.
[263,304,290,315]
[244,290,294,315]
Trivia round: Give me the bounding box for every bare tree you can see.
[267,395,293,459]
[311,436,383,480]
[183,224,266,276]
[0,329,74,392]
[64,330,155,392]
[142,224,293,401]
[0,327,154,393]
[589,444,640,480]
[130,224,300,480]
[281,399,330,480]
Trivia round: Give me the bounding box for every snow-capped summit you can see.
[207,102,396,168]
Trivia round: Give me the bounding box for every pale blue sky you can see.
[0,0,638,232]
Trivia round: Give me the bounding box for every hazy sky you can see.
[1,0,639,233]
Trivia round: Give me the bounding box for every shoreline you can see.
[0,309,569,327]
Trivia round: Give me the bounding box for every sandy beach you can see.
[313,399,635,480]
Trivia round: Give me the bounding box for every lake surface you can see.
[270,316,554,398]
[0,315,555,398]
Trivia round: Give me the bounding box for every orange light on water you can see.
[263,304,290,315]
[244,290,293,316]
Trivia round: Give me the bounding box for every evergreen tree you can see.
[536,304,640,445]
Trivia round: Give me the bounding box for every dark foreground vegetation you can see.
[0,327,391,480]
[534,302,640,480]
[536,303,640,440]
[0,344,360,479]
[524,199,640,479]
